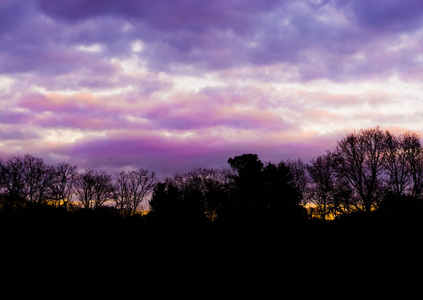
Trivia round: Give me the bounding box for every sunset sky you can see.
[2,0,423,175]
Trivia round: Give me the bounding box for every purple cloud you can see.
[35,0,277,29]
[0,110,29,125]
[45,128,341,177]
[16,93,133,130]
[3,0,423,176]
[0,128,39,141]
[342,0,423,32]
[1,0,422,80]
[140,88,294,131]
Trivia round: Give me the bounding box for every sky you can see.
[2,0,423,176]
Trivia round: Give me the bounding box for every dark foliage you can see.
[219,154,306,225]
[1,127,423,246]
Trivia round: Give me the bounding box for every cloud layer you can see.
[1,0,423,175]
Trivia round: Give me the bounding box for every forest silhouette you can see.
[2,126,423,245]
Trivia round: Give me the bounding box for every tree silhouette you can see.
[22,154,54,203]
[400,132,423,198]
[1,126,423,236]
[261,161,304,222]
[227,154,264,219]
[114,169,157,216]
[332,127,387,213]
[0,155,25,199]
[286,158,308,201]
[307,153,335,220]
[149,182,183,221]
[226,154,305,223]
[74,169,114,209]
[50,162,77,209]
[168,168,233,221]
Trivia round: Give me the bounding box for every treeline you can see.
[306,127,423,220]
[149,155,306,225]
[1,126,423,226]
[0,155,157,216]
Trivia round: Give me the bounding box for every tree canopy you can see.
[1,127,423,227]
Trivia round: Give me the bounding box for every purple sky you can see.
[2,0,423,176]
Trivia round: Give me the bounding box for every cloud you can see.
[35,0,277,29]
[0,127,39,141]
[3,0,423,176]
[140,87,293,131]
[341,0,423,32]
[14,85,295,133]
[16,93,135,130]
[44,127,341,176]
[0,110,29,125]
[1,0,422,82]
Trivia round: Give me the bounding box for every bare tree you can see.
[307,153,335,220]
[114,169,157,215]
[384,131,414,197]
[74,169,96,209]
[167,168,233,220]
[411,157,423,198]
[0,155,25,198]
[286,158,308,203]
[172,168,232,194]
[74,169,114,209]
[93,171,114,209]
[22,154,54,203]
[332,127,388,213]
[114,171,131,214]
[50,163,77,209]
[401,132,423,198]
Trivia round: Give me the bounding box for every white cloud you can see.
[131,40,145,53]
[41,129,106,143]
[76,44,103,53]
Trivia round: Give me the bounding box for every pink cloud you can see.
[140,88,294,131]
[19,93,105,113]
[3,0,423,177]
[40,128,340,176]
[3,0,423,81]
[17,93,140,130]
